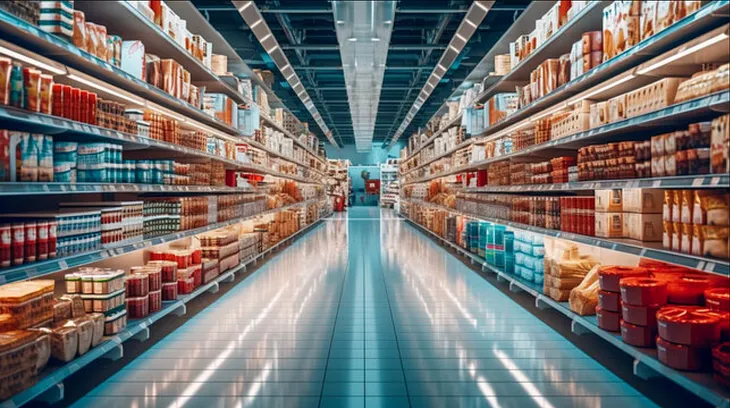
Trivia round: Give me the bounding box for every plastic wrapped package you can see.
[622,303,661,326]
[177,278,194,295]
[104,309,127,335]
[0,330,43,377]
[33,334,50,373]
[147,260,177,282]
[89,313,104,347]
[0,313,18,332]
[63,318,93,356]
[0,366,35,401]
[569,265,600,315]
[149,290,161,313]
[0,280,55,328]
[666,274,713,305]
[40,326,77,362]
[132,265,161,292]
[80,288,125,314]
[52,298,72,323]
[60,294,85,318]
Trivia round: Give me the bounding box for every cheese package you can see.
[595,212,624,238]
[622,188,663,214]
[595,189,623,212]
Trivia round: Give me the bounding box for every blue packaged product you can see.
[505,255,515,275]
[533,272,544,285]
[77,143,107,166]
[479,222,488,258]
[77,165,108,183]
[54,141,78,163]
[54,162,76,182]
[504,231,514,256]
[135,160,152,183]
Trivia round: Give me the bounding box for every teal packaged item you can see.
[479,222,488,258]
[77,164,108,183]
[504,231,514,256]
[519,266,534,282]
[9,64,23,108]
[484,222,494,264]
[54,141,78,163]
[135,160,152,183]
[123,161,135,183]
[77,143,107,166]
[54,162,76,182]
[533,272,544,285]
[505,255,515,275]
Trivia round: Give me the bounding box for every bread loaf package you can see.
[569,265,601,315]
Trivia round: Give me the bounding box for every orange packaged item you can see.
[666,274,712,305]
[622,303,660,327]
[0,280,55,329]
[657,337,711,371]
[657,306,722,346]
[706,287,730,312]
[598,266,650,292]
[72,11,86,49]
[620,277,668,306]
[598,290,621,312]
[621,320,656,347]
[596,307,621,332]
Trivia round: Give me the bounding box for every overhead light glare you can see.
[464,18,477,28]
[637,33,729,75]
[474,2,489,12]
[67,74,144,105]
[0,45,66,75]
[371,37,380,42]
[573,74,635,103]
[348,37,357,42]
[267,45,279,53]
[250,19,263,29]
[237,1,253,12]
[449,44,460,53]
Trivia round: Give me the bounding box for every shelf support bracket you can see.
[497,274,507,283]
[221,272,235,283]
[172,303,186,317]
[633,359,660,380]
[509,281,523,293]
[131,327,150,342]
[207,282,220,294]
[571,320,591,336]
[35,382,64,404]
[102,344,123,361]
[535,295,551,310]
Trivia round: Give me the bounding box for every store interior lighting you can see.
[387,1,493,151]
[333,1,396,152]
[232,0,338,147]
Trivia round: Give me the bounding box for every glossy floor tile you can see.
[72,208,658,408]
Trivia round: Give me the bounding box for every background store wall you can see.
[325,142,405,166]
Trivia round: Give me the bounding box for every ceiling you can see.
[194,0,530,148]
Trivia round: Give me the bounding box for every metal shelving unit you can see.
[403,215,730,408]
[0,216,326,408]
[403,198,729,277]
[0,199,323,286]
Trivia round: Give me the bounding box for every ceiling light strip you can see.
[387,1,493,150]
[232,0,337,147]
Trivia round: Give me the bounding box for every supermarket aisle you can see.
[72,208,657,408]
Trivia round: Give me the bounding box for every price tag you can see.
[704,262,715,273]
[710,177,720,186]
[652,180,661,187]
[692,178,704,187]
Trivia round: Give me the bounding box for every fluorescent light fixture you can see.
[67,74,144,105]
[266,45,279,53]
[285,72,296,81]
[637,33,729,75]
[237,1,253,12]
[259,33,272,43]
[464,18,477,28]
[474,1,489,12]
[455,33,468,43]
[146,105,185,123]
[0,45,66,75]
[348,37,358,42]
[336,20,345,25]
[249,18,263,29]
[371,37,381,42]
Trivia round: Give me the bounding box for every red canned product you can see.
[596,307,621,332]
[126,296,149,319]
[657,337,711,371]
[148,290,161,313]
[622,303,661,327]
[161,281,177,301]
[88,92,97,125]
[61,86,72,119]
[125,273,149,297]
[191,248,202,265]
[598,266,650,293]
[706,288,730,312]
[0,224,11,268]
[52,83,63,117]
[598,290,621,312]
[657,306,722,347]
[24,222,36,263]
[620,277,668,306]
[147,260,177,282]
[621,320,656,347]
[48,221,57,258]
[667,274,713,305]
[70,87,80,122]
[11,223,24,266]
[36,222,48,261]
[79,90,89,123]
[177,277,194,295]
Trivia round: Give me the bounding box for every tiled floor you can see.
[71,207,658,408]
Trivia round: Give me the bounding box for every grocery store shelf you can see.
[0,182,260,196]
[403,113,463,161]
[260,115,326,166]
[404,214,730,408]
[474,0,730,142]
[462,174,730,193]
[403,199,730,277]
[0,9,240,137]
[404,90,730,185]
[1,217,325,408]
[401,138,474,177]
[0,106,323,185]
[0,199,324,285]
